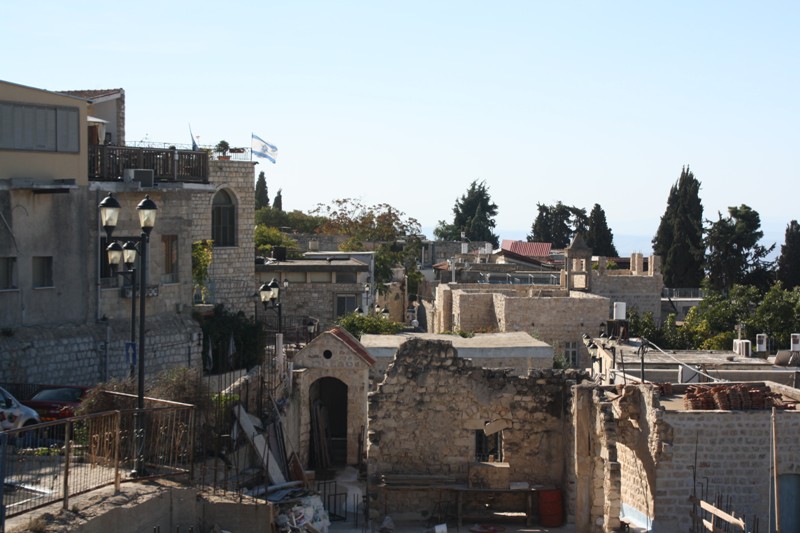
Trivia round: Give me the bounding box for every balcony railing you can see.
[661,287,705,299]
[89,145,209,183]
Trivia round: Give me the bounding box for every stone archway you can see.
[309,377,349,468]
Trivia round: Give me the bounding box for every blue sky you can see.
[4,1,798,255]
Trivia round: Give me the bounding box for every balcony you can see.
[89,144,209,183]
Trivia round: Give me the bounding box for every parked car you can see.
[22,386,89,422]
[0,386,41,429]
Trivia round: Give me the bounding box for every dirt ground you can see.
[3,478,245,533]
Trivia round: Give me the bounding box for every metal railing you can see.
[88,145,209,182]
[0,405,194,523]
[661,287,705,299]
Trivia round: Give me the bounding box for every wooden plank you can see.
[234,405,286,484]
[689,496,745,530]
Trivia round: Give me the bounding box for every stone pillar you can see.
[631,253,644,275]
[573,387,593,530]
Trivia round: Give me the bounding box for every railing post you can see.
[0,431,7,533]
[62,420,72,511]
[114,410,121,492]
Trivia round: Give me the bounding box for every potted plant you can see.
[215,140,230,160]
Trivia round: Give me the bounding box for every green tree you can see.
[777,220,800,290]
[255,171,269,210]
[312,199,423,289]
[434,180,499,246]
[336,311,404,339]
[705,205,775,293]
[255,207,325,233]
[750,282,800,349]
[652,166,704,288]
[192,240,213,303]
[273,188,283,211]
[528,202,587,248]
[585,203,618,257]
[254,225,299,257]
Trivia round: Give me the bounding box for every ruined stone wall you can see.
[367,337,586,520]
[650,409,800,532]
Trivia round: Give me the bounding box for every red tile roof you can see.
[328,327,376,366]
[501,240,552,258]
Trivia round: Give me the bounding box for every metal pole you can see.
[130,266,137,380]
[134,231,148,476]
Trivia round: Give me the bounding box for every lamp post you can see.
[259,278,288,333]
[105,239,139,379]
[99,192,158,477]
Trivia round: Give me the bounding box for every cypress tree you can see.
[777,220,800,290]
[652,166,704,287]
[586,203,618,257]
[255,171,269,210]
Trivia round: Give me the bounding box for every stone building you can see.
[255,255,372,332]
[0,80,255,387]
[367,337,587,524]
[283,327,375,467]
[573,381,800,531]
[434,284,609,369]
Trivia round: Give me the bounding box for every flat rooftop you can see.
[360,331,553,359]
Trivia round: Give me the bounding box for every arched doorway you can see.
[309,377,348,469]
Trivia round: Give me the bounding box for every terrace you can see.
[87,142,251,184]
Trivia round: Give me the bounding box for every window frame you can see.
[161,234,179,284]
[0,257,17,290]
[0,101,80,153]
[211,190,237,247]
[32,256,54,289]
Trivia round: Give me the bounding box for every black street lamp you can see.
[99,192,158,477]
[259,278,288,333]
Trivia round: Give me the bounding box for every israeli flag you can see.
[251,134,278,163]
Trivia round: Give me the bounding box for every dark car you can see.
[23,386,89,421]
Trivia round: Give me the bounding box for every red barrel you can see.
[538,489,564,527]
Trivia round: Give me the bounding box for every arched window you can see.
[212,190,236,247]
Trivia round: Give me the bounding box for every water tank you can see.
[613,302,626,320]
[273,246,287,262]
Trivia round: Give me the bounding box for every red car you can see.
[23,386,89,421]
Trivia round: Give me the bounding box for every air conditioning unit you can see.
[737,340,751,358]
[613,302,626,321]
[756,334,767,352]
[123,169,154,187]
[791,333,800,351]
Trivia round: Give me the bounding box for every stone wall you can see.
[451,291,497,332]
[574,382,800,532]
[652,407,800,532]
[0,315,202,387]
[367,337,588,520]
[591,254,663,322]
[202,161,256,317]
[501,291,609,368]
